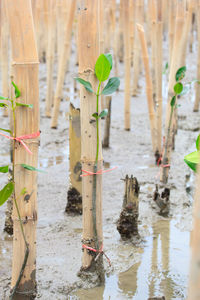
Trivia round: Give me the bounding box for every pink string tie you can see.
[82,244,111,266]
[0,131,40,155]
[81,166,118,177]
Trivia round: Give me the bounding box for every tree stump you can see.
[117,175,140,239]
[153,185,170,215]
[65,103,82,214]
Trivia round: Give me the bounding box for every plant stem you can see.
[95,81,101,164]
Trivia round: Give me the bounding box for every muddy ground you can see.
[0,39,199,300]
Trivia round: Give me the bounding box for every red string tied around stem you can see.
[0,131,40,155]
[82,244,111,266]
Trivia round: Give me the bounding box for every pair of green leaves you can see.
[75,53,120,96]
[184,135,200,172]
[92,109,108,120]
[170,66,186,107]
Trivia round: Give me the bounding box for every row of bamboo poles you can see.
[1,0,200,298]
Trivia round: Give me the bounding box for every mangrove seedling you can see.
[184,134,200,172]
[75,53,120,253]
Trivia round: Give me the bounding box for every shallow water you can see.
[73,219,190,300]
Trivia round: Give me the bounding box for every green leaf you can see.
[174,82,183,95]
[170,96,176,107]
[0,128,12,134]
[196,135,200,151]
[99,109,108,118]
[102,77,120,95]
[74,78,94,93]
[0,182,14,206]
[0,165,9,173]
[175,66,186,82]
[21,163,46,173]
[104,53,112,70]
[184,151,200,172]
[0,96,9,100]
[15,102,33,108]
[92,112,99,119]
[11,81,21,98]
[95,54,111,82]
[0,103,8,107]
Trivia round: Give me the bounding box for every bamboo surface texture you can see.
[193,0,200,112]
[6,0,39,298]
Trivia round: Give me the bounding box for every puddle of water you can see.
[73,219,190,300]
[137,164,155,170]
[40,155,65,168]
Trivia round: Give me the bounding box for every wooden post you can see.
[1,0,10,117]
[137,24,157,154]
[45,0,56,117]
[117,175,140,239]
[102,96,112,148]
[193,0,200,112]
[78,0,103,275]
[118,0,124,63]
[51,0,76,129]
[66,103,82,215]
[123,0,131,131]
[187,161,200,300]
[6,0,39,298]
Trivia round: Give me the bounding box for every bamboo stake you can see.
[114,0,119,76]
[78,0,103,272]
[102,96,112,148]
[193,0,200,112]
[137,24,157,153]
[187,161,200,300]
[132,0,143,96]
[66,103,82,214]
[160,1,186,183]
[123,0,131,131]
[51,0,76,129]
[1,0,9,117]
[168,0,176,64]
[45,0,56,117]
[118,0,124,63]
[6,0,39,298]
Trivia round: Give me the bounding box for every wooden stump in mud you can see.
[117,175,140,239]
[65,103,82,215]
[153,185,170,215]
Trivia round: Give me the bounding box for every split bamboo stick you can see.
[1,0,9,117]
[187,161,200,300]
[6,0,39,298]
[123,0,131,131]
[78,0,103,271]
[193,0,200,112]
[137,24,157,154]
[118,0,124,63]
[51,0,76,129]
[102,96,112,148]
[45,0,56,117]
[168,0,176,64]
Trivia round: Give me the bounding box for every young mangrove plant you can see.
[75,53,120,261]
[0,82,42,299]
[184,134,200,172]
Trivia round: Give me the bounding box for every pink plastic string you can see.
[80,166,117,177]
[0,131,40,155]
[82,244,111,266]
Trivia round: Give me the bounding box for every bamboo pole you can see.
[193,0,200,112]
[137,24,157,154]
[78,0,103,272]
[118,0,124,63]
[6,0,39,298]
[187,161,200,300]
[51,0,76,129]
[66,103,82,214]
[160,1,186,183]
[123,0,131,131]
[102,96,112,148]
[45,0,56,117]
[1,0,9,117]
[168,0,176,64]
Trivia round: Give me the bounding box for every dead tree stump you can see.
[153,185,170,216]
[117,175,140,239]
[65,103,82,214]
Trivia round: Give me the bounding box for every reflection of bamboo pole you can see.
[187,161,200,300]
[1,0,9,117]
[78,0,103,271]
[6,0,39,296]
[137,24,156,153]
[160,1,185,183]
[123,0,131,131]
[193,0,200,112]
[45,0,56,117]
[51,0,76,128]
